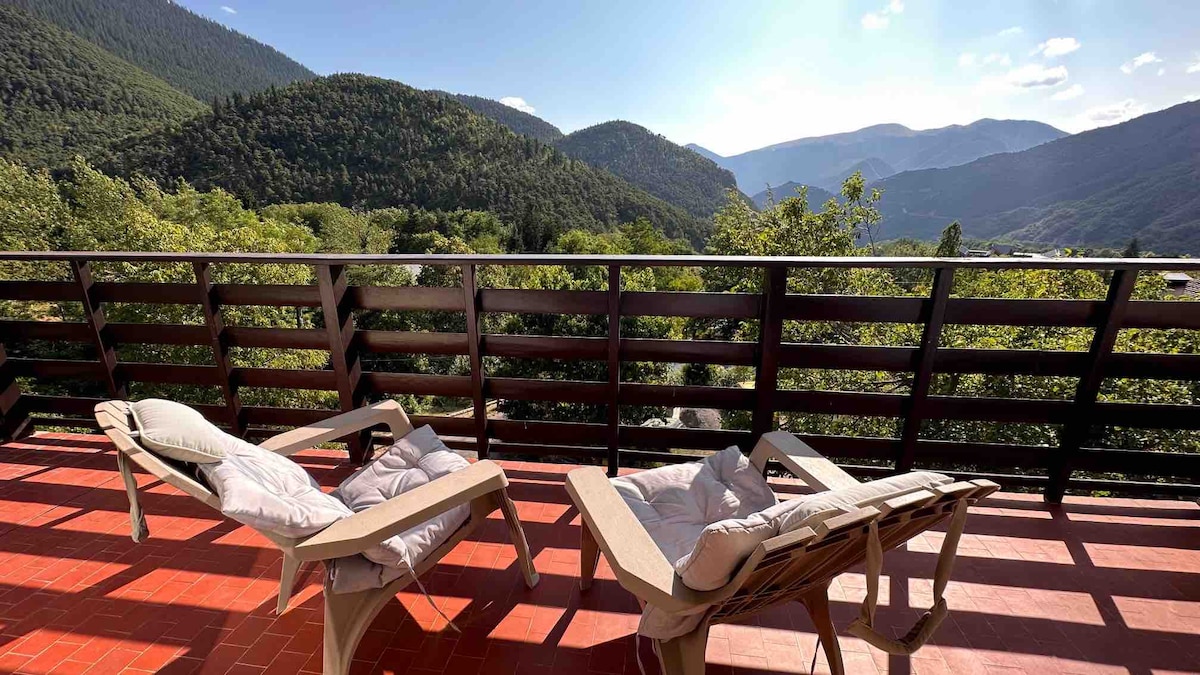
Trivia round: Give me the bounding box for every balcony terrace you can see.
[0,252,1196,673]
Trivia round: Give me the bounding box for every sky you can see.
[180,0,1200,157]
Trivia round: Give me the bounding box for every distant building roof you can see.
[1162,272,1194,284]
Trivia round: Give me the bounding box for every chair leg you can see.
[801,584,845,675]
[277,553,301,615]
[323,579,404,675]
[497,489,540,588]
[580,520,599,591]
[655,621,709,675]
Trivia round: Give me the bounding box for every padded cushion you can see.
[198,438,352,539]
[774,470,954,534]
[130,398,235,464]
[332,425,471,570]
[612,446,778,591]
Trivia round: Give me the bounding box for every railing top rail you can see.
[0,251,1197,270]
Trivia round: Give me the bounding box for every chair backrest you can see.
[94,400,221,509]
[708,479,996,624]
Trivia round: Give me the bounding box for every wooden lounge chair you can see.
[566,431,998,675]
[95,399,539,675]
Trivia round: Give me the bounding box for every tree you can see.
[936,221,963,257]
[1123,237,1141,258]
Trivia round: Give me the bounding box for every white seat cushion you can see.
[130,398,235,464]
[332,425,471,570]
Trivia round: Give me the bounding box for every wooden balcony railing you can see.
[1,252,1198,501]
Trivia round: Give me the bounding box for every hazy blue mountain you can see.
[815,157,896,191]
[714,119,1067,193]
[873,101,1200,254]
[684,143,725,164]
[749,182,837,209]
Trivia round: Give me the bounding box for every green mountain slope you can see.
[716,119,1067,193]
[0,5,206,167]
[555,121,742,219]
[874,100,1200,254]
[103,75,706,250]
[438,92,563,144]
[0,0,315,101]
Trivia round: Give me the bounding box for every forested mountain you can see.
[684,143,724,164]
[438,92,564,144]
[555,121,742,219]
[103,75,706,250]
[0,5,206,167]
[749,182,836,209]
[712,119,1067,193]
[816,157,895,191]
[0,0,314,101]
[874,100,1200,254]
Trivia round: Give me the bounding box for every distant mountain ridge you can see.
[705,119,1068,193]
[749,182,837,209]
[438,92,564,144]
[0,0,315,101]
[555,121,742,219]
[874,100,1200,254]
[103,75,708,250]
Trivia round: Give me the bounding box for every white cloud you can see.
[1051,84,1084,101]
[861,0,904,30]
[1120,52,1162,74]
[958,53,977,68]
[1006,64,1069,88]
[1187,56,1200,74]
[983,53,1012,67]
[220,5,236,13]
[1033,37,1080,58]
[499,96,535,114]
[1083,99,1145,125]
[1158,67,1166,76]
[996,26,1023,38]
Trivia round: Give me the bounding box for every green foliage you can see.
[103,75,707,251]
[0,0,314,101]
[554,120,745,221]
[936,221,963,257]
[438,93,563,144]
[0,5,206,167]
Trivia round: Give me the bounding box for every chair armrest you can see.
[565,467,705,613]
[749,431,860,492]
[292,459,507,562]
[258,400,413,456]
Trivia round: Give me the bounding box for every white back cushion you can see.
[130,398,235,464]
[333,425,471,569]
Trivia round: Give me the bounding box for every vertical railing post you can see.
[462,264,488,459]
[316,264,368,464]
[606,265,621,476]
[0,344,29,442]
[896,266,954,472]
[71,260,126,399]
[194,261,244,436]
[751,265,787,443]
[1047,268,1136,503]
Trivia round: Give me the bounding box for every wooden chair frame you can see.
[566,431,998,675]
[95,399,540,675]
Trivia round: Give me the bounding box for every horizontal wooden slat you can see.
[22,394,108,416]
[487,377,608,404]
[28,416,100,431]
[215,284,321,307]
[782,295,924,323]
[1107,352,1200,380]
[912,439,1050,466]
[483,335,606,360]
[618,425,754,450]
[479,289,606,315]
[487,442,607,460]
[350,286,464,312]
[225,327,328,350]
[1075,447,1200,476]
[0,321,91,342]
[10,358,104,379]
[363,372,472,397]
[1123,301,1200,330]
[619,383,755,410]
[491,418,607,446]
[235,368,336,390]
[1093,401,1200,429]
[1067,477,1200,497]
[924,395,1072,424]
[622,338,756,365]
[120,362,221,385]
[622,292,760,319]
[616,449,709,465]
[108,323,210,346]
[92,282,196,304]
[774,390,906,417]
[933,348,1085,376]
[944,298,1105,327]
[358,331,468,355]
[798,434,900,460]
[0,281,75,301]
[779,344,916,371]
[242,406,337,427]
[409,415,477,437]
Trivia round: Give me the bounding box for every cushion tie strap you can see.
[845,497,968,655]
[116,451,149,543]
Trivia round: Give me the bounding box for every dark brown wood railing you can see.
[0,252,1198,501]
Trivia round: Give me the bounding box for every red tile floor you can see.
[0,433,1197,674]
